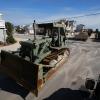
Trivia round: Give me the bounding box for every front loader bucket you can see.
[0,50,39,96]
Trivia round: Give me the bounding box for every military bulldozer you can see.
[0,20,70,96]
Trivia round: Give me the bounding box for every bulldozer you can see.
[0,20,70,96]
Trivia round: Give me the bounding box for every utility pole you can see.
[33,20,36,40]
[3,29,7,45]
[58,27,61,47]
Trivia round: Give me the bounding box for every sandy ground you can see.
[0,37,100,100]
[0,38,27,52]
[0,91,23,100]
[26,39,100,100]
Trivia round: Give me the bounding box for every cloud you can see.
[63,7,73,12]
[88,7,100,12]
[45,10,100,30]
[1,7,100,30]
[76,15,100,29]
[1,8,49,25]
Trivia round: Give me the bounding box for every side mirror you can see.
[85,78,95,90]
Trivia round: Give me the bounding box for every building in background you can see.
[76,24,85,32]
[24,24,34,35]
[65,20,76,38]
[36,19,76,36]
[0,13,6,43]
[15,19,76,36]
[65,20,76,33]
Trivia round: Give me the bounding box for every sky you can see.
[0,0,100,29]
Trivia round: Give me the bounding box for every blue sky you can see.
[0,0,100,29]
